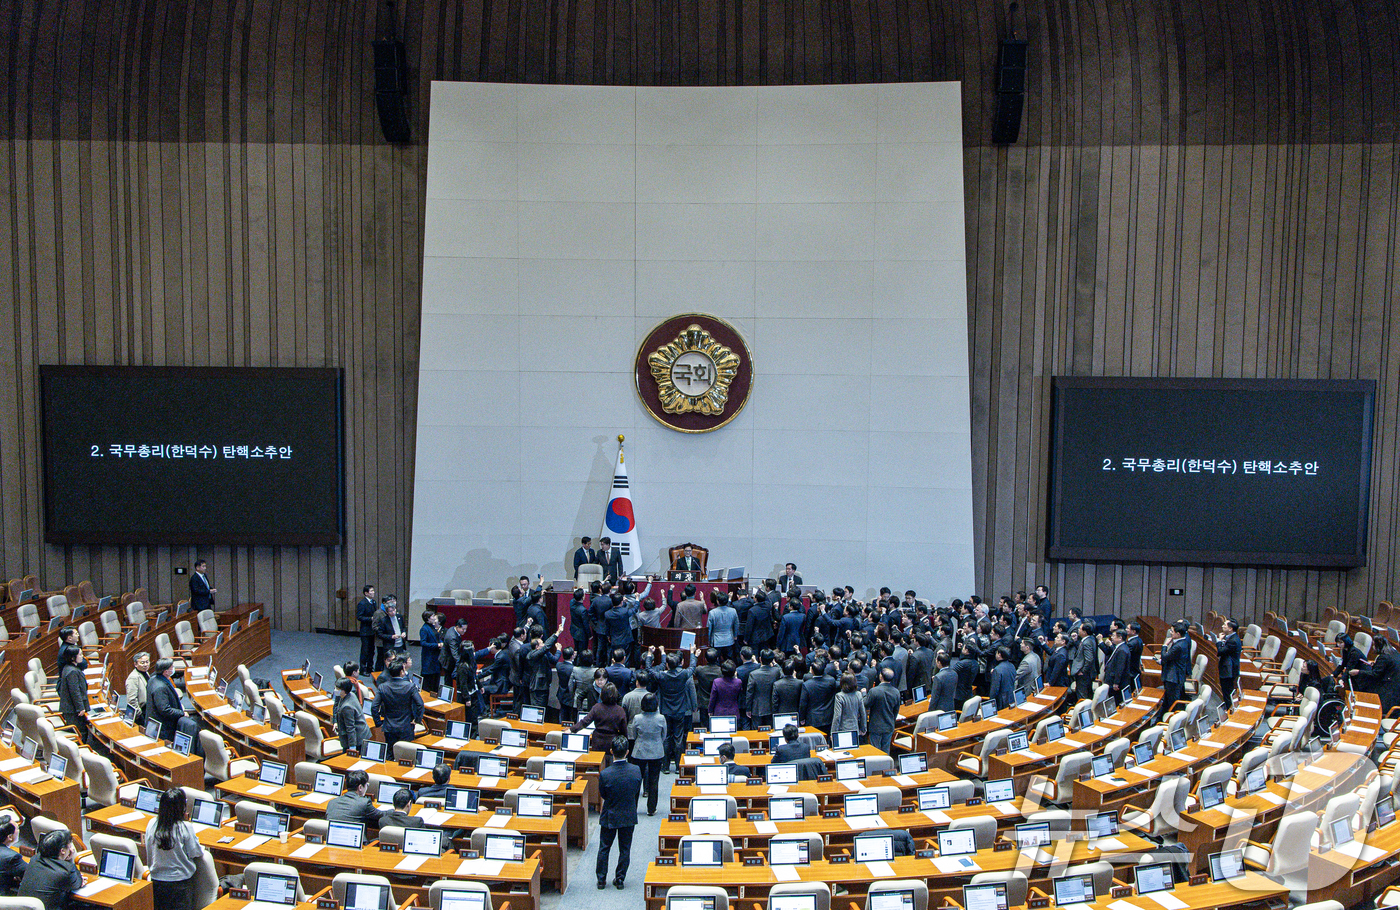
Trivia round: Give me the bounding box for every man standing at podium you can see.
[573,537,596,578]
[674,545,701,573]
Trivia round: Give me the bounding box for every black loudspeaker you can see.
[373,38,410,144]
[992,38,1028,145]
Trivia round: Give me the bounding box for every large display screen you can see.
[1047,377,1374,567]
[40,366,343,545]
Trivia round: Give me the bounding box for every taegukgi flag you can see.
[605,442,643,575]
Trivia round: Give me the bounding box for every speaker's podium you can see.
[639,543,749,653]
[668,542,707,581]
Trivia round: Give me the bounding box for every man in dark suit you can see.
[371,656,424,754]
[744,651,779,729]
[380,787,426,829]
[674,546,702,573]
[189,559,216,612]
[597,537,624,581]
[573,537,596,578]
[17,831,82,910]
[745,593,777,650]
[929,652,958,713]
[773,661,803,716]
[772,724,811,763]
[1126,622,1145,686]
[326,770,385,829]
[776,563,802,595]
[864,668,902,754]
[414,764,453,802]
[146,658,188,741]
[1070,621,1098,700]
[1215,620,1242,703]
[798,662,838,729]
[1043,633,1071,688]
[1158,621,1191,722]
[356,584,377,670]
[651,648,697,772]
[988,646,1017,710]
[1103,629,1132,695]
[595,738,641,889]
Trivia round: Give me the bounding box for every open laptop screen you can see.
[962,884,1008,910]
[854,833,895,862]
[768,839,811,866]
[253,873,298,905]
[1052,873,1096,907]
[1134,862,1174,896]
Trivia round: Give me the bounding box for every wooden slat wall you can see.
[0,0,1397,631]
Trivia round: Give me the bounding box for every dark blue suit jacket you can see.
[989,660,1017,709]
[598,758,642,828]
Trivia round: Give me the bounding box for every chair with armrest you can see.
[89,833,147,876]
[196,610,219,637]
[201,731,259,783]
[80,750,126,808]
[958,696,982,724]
[15,605,39,631]
[668,544,709,574]
[1121,775,1188,841]
[1064,861,1114,897]
[191,848,219,908]
[378,826,406,848]
[954,729,1009,777]
[98,610,123,642]
[676,834,735,863]
[45,595,70,621]
[768,834,824,864]
[0,897,45,910]
[245,863,308,902]
[29,817,81,852]
[296,711,341,761]
[1025,751,1091,806]
[664,886,730,910]
[948,816,996,850]
[233,800,278,825]
[331,874,398,909]
[295,761,333,787]
[969,872,1028,908]
[1242,810,1318,903]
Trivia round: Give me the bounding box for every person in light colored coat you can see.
[626,693,667,816]
[830,672,867,739]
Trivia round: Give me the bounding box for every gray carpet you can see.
[250,630,668,910]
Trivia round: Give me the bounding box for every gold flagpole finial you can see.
[618,434,625,444]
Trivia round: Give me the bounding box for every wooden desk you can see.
[1307,813,1400,906]
[685,726,825,746]
[187,678,306,765]
[202,780,570,891]
[83,806,542,910]
[0,742,82,833]
[71,870,153,910]
[656,798,1031,856]
[681,744,890,774]
[1178,749,1371,873]
[984,688,1162,794]
[668,767,957,815]
[319,755,595,848]
[1071,692,1266,815]
[642,833,1156,910]
[88,714,204,792]
[281,670,466,737]
[910,688,1071,773]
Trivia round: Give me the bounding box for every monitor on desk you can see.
[561,733,588,753]
[938,827,977,857]
[709,715,737,734]
[912,686,927,702]
[314,771,345,796]
[17,589,32,603]
[439,891,488,910]
[483,832,526,863]
[253,810,289,837]
[500,728,528,748]
[19,739,38,763]
[445,787,480,813]
[259,761,288,787]
[344,882,391,910]
[143,720,161,742]
[835,759,865,781]
[1133,862,1174,896]
[253,872,299,906]
[769,796,805,820]
[326,821,365,849]
[690,797,729,822]
[1014,688,1027,706]
[962,883,1009,910]
[1014,822,1050,848]
[768,838,811,866]
[1007,731,1029,752]
[702,736,728,757]
[1052,872,1096,908]
[1377,795,1397,828]
[217,681,229,698]
[478,755,509,778]
[191,798,224,827]
[415,748,444,770]
[121,705,137,725]
[375,781,406,806]
[844,793,879,817]
[832,731,858,750]
[1198,782,1225,810]
[311,671,324,691]
[1077,708,1094,730]
[438,684,455,703]
[172,731,193,756]
[1090,754,1114,778]
[1169,729,1187,753]
[46,753,67,779]
[985,778,1015,804]
[898,752,928,774]
[854,833,895,862]
[520,705,544,724]
[694,764,728,787]
[767,763,798,785]
[97,849,136,884]
[773,714,797,730]
[1209,849,1245,882]
[1045,719,1065,743]
[134,785,162,813]
[403,828,443,856]
[980,702,997,720]
[1087,810,1119,838]
[1241,765,1267,795]
[670,898,716,910]
[544,761,574,782]
[680,838,724,867]
[1330,818,1355,848]
[517,793,553,818]
[936,712,958,732]
[250,703,267,724]
[918,787,951,811]
[444,721,472,741]
[868,890,915,910]
[770,896,815,910]
[362,740,387,763]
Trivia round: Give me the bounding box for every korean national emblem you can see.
[647,324,740,416]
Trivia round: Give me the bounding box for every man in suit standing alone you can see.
[1158,621,1191,722]
[1103,629,1132,697]
[597,537,623,582]
[356,585,377,671]
[1070,621,1098,700]
[1215,619,1242,704]
[189,559,216,611]
[573,537,596,579]
[596,738,641,890]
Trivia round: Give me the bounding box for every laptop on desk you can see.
[248,872,299,910]
[1051,872,1097,910]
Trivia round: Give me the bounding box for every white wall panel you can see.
[411,83,976,605]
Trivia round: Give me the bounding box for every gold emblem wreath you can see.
[647,324,741,416]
